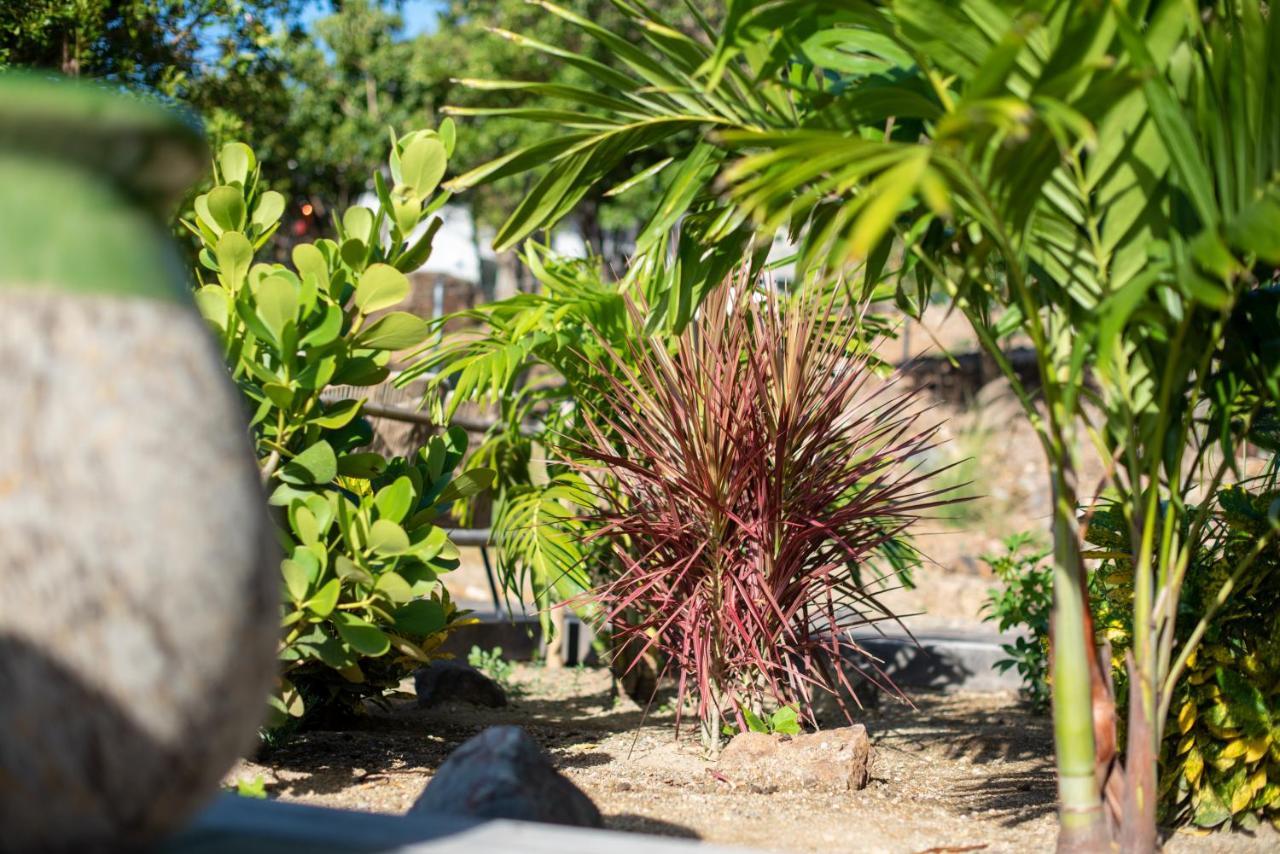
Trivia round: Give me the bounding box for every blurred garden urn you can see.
[0,75,278,852]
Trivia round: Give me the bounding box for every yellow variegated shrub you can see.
[1086,485,1280,830]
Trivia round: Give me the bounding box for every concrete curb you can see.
[163,793,758,853]
[846,630,1023,693]
[443,606,1024,694]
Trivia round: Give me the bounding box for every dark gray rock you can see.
[415,661,507,708]
[409,726,602,828]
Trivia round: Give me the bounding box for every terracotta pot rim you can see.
[0,71,207,211]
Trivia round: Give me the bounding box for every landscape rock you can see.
[414,661,507,708]
[410,726,603,827]
[717,725,872,793]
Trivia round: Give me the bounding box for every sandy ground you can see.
[230,666,1276,854]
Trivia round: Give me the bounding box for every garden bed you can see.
[230,665,1275,853]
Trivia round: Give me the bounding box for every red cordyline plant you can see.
[572,273,961,748]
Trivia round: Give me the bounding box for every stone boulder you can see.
[409,726,602,827]
[415,661,507,708]
[717,725,872,792]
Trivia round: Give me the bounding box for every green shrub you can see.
[1087,484,1280,830]
[467,645,516,694]
[403,247,624,633]
[980,533,1053,711]
[182,128,493,725]
[988,483,1280,830]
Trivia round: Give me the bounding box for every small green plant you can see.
[725,705,802,738]
[184,128,493,725]
[229,776,268,800]
[468,645,516,693]
[980,533,1054,711]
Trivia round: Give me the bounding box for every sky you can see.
[298,0,445,37]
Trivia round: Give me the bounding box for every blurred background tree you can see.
[0,1,301,115]
[1,0,716,266]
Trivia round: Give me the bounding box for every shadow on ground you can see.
[866,691,1057,827]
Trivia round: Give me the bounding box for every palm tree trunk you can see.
[1050,468,1110,852]
[1120,653,1158,851]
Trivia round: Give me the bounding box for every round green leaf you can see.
[281,440,338,486]
[219,142,256,186]
[215,231,253,291]
[375,476,414,524]
[263,381,295,409]
[300,302,344,349]
[374,571,414,604]
[340,238,368,270]
[392,196,420,238]
[281,559,310,603]
[337,452,387,479]
[194,285,229,331]
[334,554,374,586]
[333,612,391,656]
[206,185,247,232]
[291,504,321,547]
[409,525,449,560]
[305,578,341,617]
[292,242,329,289]
[400,136,447,198]
[393,599,447,637]
[368,519,410,555]
[310,398,363,429]
[354,312,431,350]
[252,190,286,230]
[354,264,410,314]
[343,205,375,244]
[194,193,221,236]
[255,274,299,343]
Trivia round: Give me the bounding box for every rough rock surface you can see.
[717,725,872,793]
[415,661,507,708]
[0,292,278,852]
[410,725,603,828]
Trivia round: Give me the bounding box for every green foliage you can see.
[725,705,801,737]
[0,0,302,179]
[0,1,298,85]
[229,775,268,799]
[1084,478,1280,830]
[980,534,1054,711]
[185,130,492,724]
[260,0,446,208]
[402,247,628,631]
[467,645,517,694]
[999,480,1280,829]
[430,0,720,235]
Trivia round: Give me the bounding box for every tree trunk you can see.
[543,607,566,670]
[1050,467,1111,853]
[1120,653,1158,852]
